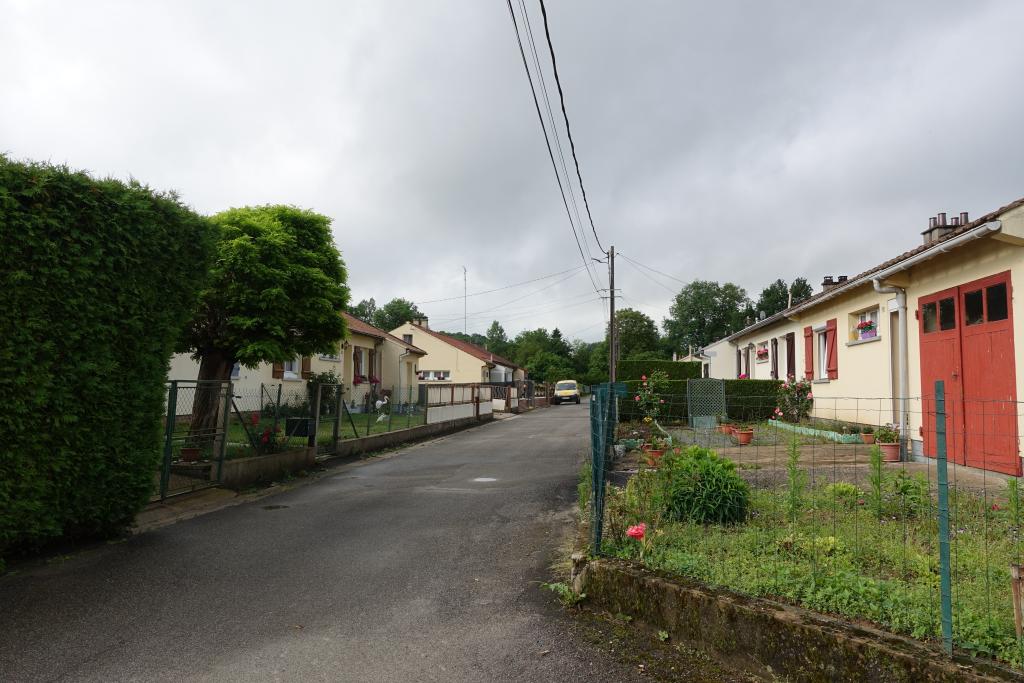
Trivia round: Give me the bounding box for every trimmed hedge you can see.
[617,359,701,382]
[618,379,781,423]
[0,157,216,557]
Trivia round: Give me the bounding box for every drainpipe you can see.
[397,348,410,408]
[873,278,909,460]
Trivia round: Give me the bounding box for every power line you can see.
[504,0,602,296]
[621,255,678,295]
[618,253,688,286]
[426,270,589,320]
[537,0,605,253]
[414,265,585,305]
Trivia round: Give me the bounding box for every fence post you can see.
[216,381,232,483]
[332,384,342,450]
[160,381,178,501]
[591,384,608,554]
[311,383,322,450]
[274,383,282,436]
[935,380,954,656]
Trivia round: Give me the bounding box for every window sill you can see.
[846,336,881,347]
[282,376,302,382]
[812,378,830,384]
[755,359,769,364]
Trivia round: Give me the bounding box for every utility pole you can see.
[608,245,616,384]
[463,266,468,335]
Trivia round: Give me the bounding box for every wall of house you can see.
[901,229,1024,456]
[341,331,382,410]
[702,338,736,379]
[391,323,488,384]
[379,337,422,405]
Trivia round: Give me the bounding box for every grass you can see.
[600,455,1024,669]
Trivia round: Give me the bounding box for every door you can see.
[918,287,965,465]
[785,332,796,380]
[959,272,1018,475]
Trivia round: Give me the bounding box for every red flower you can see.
[626,523,647,540]
[992,503,1001,511]
[641,375,647,381]
[635,395,641,402]
[261,435,269,444]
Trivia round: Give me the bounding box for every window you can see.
[964,290,984,326]
[817,330,828,379]
[939,297,956,330]
[352,347,365,379]
[850,307,879,341]
[319,352,340,361]
[283,358,300,380]
[417,370,450,381]
[755,341,769,362]
[923,297,956,333]
[922,302,937,333]
[402,334,413,344]
[987,282,1008,322]
[231,362,240,379]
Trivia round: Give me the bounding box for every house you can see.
[167,312,426,411]
[703,197,1024,476]
[390,317,526,384]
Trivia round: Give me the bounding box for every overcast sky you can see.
[4,1,1024,343]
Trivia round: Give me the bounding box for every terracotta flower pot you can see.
[861,433,875,444]
[734,429,754,446]
[643,449,665,467]
[717,424,732,434]
[180,447,201,462]
[879,443,900,462]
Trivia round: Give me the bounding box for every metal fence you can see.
[589,380,1024,670]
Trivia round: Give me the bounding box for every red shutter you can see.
[272,361,284,379]
[826,318,839,380]
[301,356,312,379]
[803,326,814,379]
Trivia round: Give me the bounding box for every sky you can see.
[3,1,1024,344]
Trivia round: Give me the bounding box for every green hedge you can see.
[0,157,215,558]
[618,379,781,423]
[617,359,701,381]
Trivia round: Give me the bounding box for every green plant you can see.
[785,435,806,521]
[825,482,860,502]
[875,425,899,443]
[866,445,884,519]
[1008,479,1021,527]
[0,156,215,557]
[541,581,585,606]
[891,470,928,518]
[775,377,813,422]
[861,425,874,435]
[657,630,670,642]
[633,370,670,425]
[617,359,701,381]
[577,462,591,518]
[656,446,750,525]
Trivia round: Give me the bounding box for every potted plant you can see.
[860,425,875,444]
[642,434,669,466]
[180,446,201,462]
[717,420,733,435]
[733,424,755,446]
[857,319,877,340]
[875,425,900,461]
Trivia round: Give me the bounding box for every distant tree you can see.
[550,328,571,357]
[525,351,575,384]
[755,278,815,318]
[623,349,664,362]
[371,298,422,332]
[178,205,349,432]
[512,328,553,367]
[611,308,662,360]
[350,298,377,323]
[485,320,510,357]
[663,280,750,352]
[440,330,488,348]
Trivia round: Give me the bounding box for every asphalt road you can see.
[0,403,657,682]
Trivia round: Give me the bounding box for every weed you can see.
[657,630,669,642]
[541,581,585,607]
[866,445,884,519]
[785,434,806,522]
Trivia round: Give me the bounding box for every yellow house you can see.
[390,317,526,385]
[167,312,425,412]
[709,197,1024,476]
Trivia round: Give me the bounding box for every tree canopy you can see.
[611,308,662,360]
[371,297,422,332]
[754,277,814,318]
[178,204,349,380]
[662,280,751,352]
[350,298,377,323]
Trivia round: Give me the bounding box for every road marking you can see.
[472,477,497,482]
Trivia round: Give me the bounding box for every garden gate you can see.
[687,378,726,429]
[158,380,232,500]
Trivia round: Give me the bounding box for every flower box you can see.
[859,328,877,340]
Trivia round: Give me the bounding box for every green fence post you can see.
[216,381,232,483]
[936,380,954,656]
[311,383,322,451]
[591,384,608,554]
[273,383,282,436]
[160,381,178,501]
[332,384,342,452]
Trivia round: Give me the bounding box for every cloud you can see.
[2,0,1022,341]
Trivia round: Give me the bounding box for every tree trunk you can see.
[187,351,234,451]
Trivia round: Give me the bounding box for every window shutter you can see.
[736,349,742,378]
[803,326,814,379]
[272,361,284,379]
[301,356,312,379]
[826,318,839,380]
[369,349,376,379]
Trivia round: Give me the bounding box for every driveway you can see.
[0,403,664,682]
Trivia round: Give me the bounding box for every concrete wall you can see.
[426,402,477,424]
[330,412,495,459]
[220,447,315,490]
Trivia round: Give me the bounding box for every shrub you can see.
[776,377,813,422]
[618,359,700,381]
[618,378,780,422]
[0,157,215,557]
[656,446,750,525]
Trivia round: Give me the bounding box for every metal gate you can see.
[158,380,232,500]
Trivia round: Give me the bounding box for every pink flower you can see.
[641,375,647,381]
[807,392,813,399]
[626,523,647,540]
[857,498,865,505]
[642,381,647,387]
[659,399,665,404]
[635,395,641,402]
[992,503,1001,511]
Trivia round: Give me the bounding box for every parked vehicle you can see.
[553,379,581,405]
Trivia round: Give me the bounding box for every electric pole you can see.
[608,245,616,384]
[463,266,468,335]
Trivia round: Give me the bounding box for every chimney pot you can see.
[929,217,938,229]
[951,216,960,227]
[938,212,947,226]
[837,275,848,284]
[960,211,969,225]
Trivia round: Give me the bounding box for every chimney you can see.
[821,275,835,291]
[921,211,967,245]
[411,315,429,329]
[836,275,848,285]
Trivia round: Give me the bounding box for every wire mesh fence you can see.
[158,380,231,500]
[589,380,1024,670]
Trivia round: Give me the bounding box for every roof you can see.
[342,312,426,355]
[407,325,522,369]
[722,195,1024,343]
